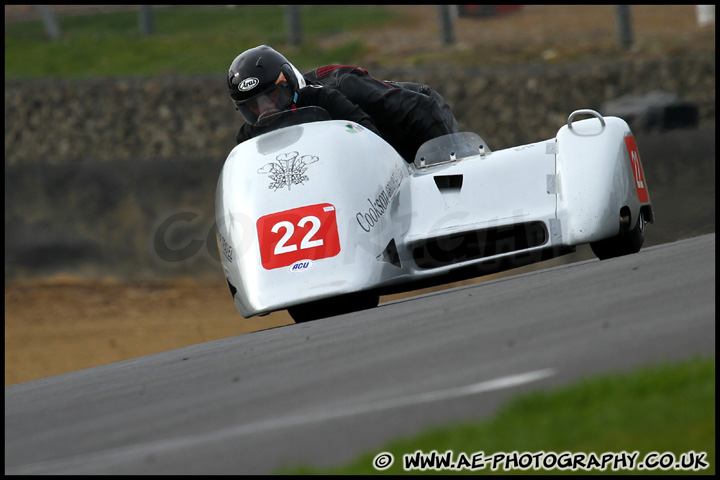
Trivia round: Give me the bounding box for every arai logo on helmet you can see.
[238,77,259,91]
[288,259,314,273]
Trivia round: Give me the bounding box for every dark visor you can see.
[234,82,294,125]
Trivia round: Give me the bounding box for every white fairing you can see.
[216,117,408,317]
[555,114,651,245]
[216,108,652,318]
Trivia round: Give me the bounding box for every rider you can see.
[228,45,460,162]
[304,65,460,162]
[228,45,380,143]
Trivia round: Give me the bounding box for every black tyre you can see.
[590,208,646,260]
[288,292,380,323]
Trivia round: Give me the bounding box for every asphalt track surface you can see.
[4,233,715,474]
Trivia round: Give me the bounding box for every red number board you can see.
[257,203,341,270]
[624,136,649,203]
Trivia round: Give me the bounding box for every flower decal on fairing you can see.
[257,151,319,191]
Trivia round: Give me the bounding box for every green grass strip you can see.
[4,5,404,79]
[281,356,715,474]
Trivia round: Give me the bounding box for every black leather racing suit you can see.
[235,83,380,144]
[304,65,460,162]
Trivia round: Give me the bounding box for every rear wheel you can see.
[288,292,380,323]
[590,208,646,260]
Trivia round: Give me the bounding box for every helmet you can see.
[227,45,304,125]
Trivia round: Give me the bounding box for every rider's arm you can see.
[338,73,451,141]
[297,85,381,137]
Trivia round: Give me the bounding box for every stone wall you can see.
[412,55,715,148]
[5,54,715,166]
[4,55,715,280]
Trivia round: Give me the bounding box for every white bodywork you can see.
[216,108,652,318]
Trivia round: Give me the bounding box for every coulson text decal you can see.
[356,166,404,233]
[219,233,233,263]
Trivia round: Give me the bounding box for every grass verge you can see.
[280,356,715,474]
[4,5,404,78]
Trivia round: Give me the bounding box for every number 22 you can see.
[271,216,324,255]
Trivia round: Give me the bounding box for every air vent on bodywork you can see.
[227,278,237,297]
[376,238,401,267]
[434,175,463,192]
[412,221,548,269]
